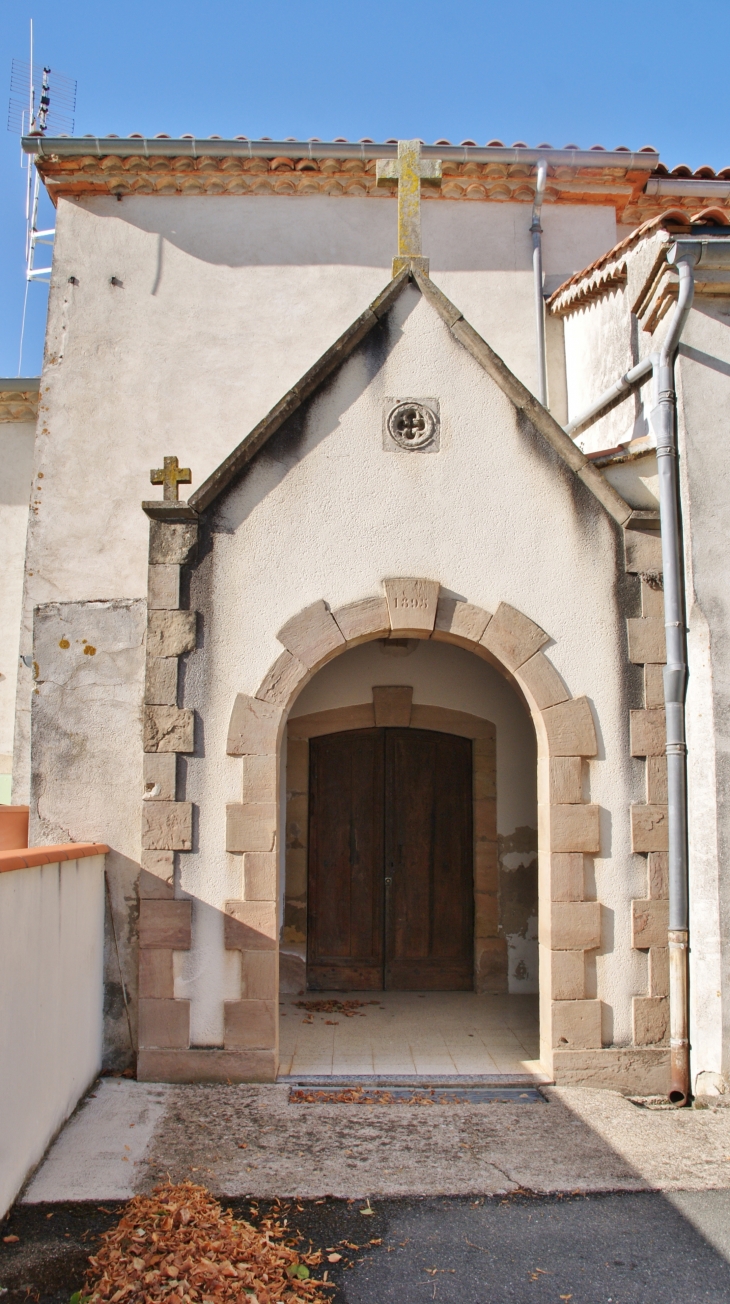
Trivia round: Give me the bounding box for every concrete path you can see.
[22,1078,730,1203]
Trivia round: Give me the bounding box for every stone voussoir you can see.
[277,599,345,670]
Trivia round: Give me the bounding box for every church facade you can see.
[7,134,730,1100]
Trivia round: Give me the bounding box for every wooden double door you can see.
[307,727,474,991]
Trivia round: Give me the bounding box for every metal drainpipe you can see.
[651,247,697,1106]
[531,160,548,407]
[651,236,730,1105]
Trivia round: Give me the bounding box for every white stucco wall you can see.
[16,187,629,1062]
[676,303,730,1091]
[0,854,104,1217]
[182,284,645,1046]
[290,639,539,991]
[0,418,34,802]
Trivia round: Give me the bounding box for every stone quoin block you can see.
[475,937,508,993]
[641,578,665,617]
[432,596,492,648]
[224,999,276,1050]
[333,595,391,645]
[138,998,190,1050]
[224,899,278,951]
[285,847,307,897]
[474,843,498,896]
[550,853,585,902]
[552,999,602,1050]
[623,529,662,575]
[472,739,496,800]
[227,694,282,756]
[372,684,413,727]
[542,698,598,757]
[139,898,192,950]
[147,564,180,610]
[141,800,193,851]
[631,804,669,853]
[288,703,375,738]
[139,850,174,898]
[473,798,497,843]
[144,706,194,754]
[649,946,669,997]
[474,890,499,938]
[143,752,177,801]
[137,1048,276,1084]
[139,949,174,999]
[647,757,668,804]
[145,656,179,706]
[548,756,583,804]
[286,737,309,793]
[517,651,570,710]
[630,709,666,757]
[546,901,602,951]
[631,897,669,949]
[244,851,278,901]
[240,950,278,1001]
[627,617,666,664]
[633,995,669,1046]
[644,664,665,709]
[383,577,440,635]
[286,792,307,845]
[550,804,601,854]
[255,651,309,707]
[648,851,669,900]
[551,950,586,1001]
[277,600,345,669]
[146,609,197,658]
[479,602,549,671]
[226,803,277,853]
[240,754,278,803]
[148,519,198,566]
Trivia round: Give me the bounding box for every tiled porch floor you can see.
[278,990,541,1077]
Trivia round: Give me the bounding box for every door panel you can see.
[385,729,474,990]
[307,727,473,992]
[307,729,385,989]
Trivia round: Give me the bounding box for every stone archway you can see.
[222,578,602,1081]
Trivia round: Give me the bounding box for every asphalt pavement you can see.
[2,1190,730,1303]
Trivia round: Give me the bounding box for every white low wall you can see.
[0,851,105,1216]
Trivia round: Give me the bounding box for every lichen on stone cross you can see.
[376,139,442,277]
[150,456,192,502]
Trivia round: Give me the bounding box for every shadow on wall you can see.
[93,196,615,276]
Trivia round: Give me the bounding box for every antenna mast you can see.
[7,22,77,372]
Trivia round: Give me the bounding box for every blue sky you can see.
[3,0,729,377]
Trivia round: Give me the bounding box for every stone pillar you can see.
[137,508,198,1080]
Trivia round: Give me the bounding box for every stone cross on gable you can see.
[376,139,442,277]
[150,455,192,502]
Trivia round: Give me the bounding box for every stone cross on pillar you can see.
[376,139,442,277]
[150,456,192,502]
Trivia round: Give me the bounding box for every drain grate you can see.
[288,1085,545,1105]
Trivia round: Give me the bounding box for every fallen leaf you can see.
[327,1253,342,1263]
[3,1234,19,1243]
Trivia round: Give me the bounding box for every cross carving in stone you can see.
[150,455,192,502]
[376,139,442,276]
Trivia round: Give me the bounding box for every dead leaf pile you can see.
[293,1000,381,1018]
[80,1181,333,1303]
[290,1087,437,1105]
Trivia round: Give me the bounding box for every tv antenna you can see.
[7,20,77,371]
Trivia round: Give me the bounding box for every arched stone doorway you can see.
[223,579,601,1080]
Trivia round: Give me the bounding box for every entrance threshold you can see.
[278,990,542,1078]
[279,1072,553,1088]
